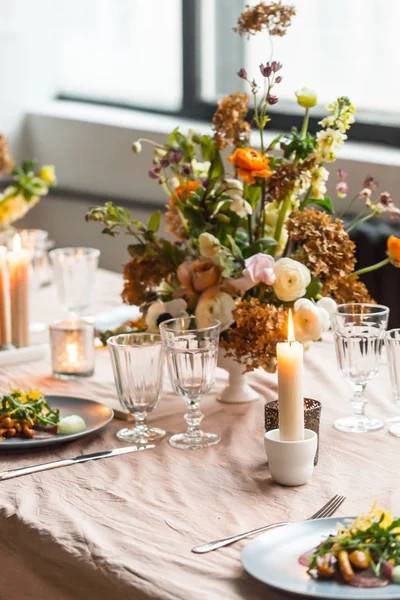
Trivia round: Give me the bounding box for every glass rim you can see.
[385,329,400,338]
[334,303,390,317]
[49,318,95,331]
[107,332,162,347]
[159,316,221,333]
[49,247,100,258]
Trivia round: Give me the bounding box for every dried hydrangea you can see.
[234,1,296,38]
[0,135,14,176]
[212,92,250,150]
[267,159,315,203]
[221,298,287,372]
[325,275,375,305]
[165,206,188,240]
[287,209,356,285]
[122,255,174,306]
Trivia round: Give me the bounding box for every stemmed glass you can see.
[49,247,100,317]
[331,303,389,433]
[107,333,165,444]
[160,316,220,450]
[385,329,400,437]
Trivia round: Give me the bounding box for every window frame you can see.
[57,0,400,149]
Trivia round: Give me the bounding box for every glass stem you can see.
[351,383,367,416]
[133,412,148,431]
[184,402,204,437]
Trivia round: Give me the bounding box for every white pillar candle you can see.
[7,234,30,348]
[277,309,304,441]
[0,246,11,347]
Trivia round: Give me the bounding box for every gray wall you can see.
[18,192,157,273]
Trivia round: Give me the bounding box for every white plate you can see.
[241,517,400,599]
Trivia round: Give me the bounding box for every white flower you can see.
[218,179,243,198]
[191,159,211,178]
[273,258,311,302]
[243,253,276,286]
[316,297,337,316]
[195,286,236,331]
[230,194,252,218]
[293,298,330,344]
[199,232,221,258]
[315,128,347,162]
[145,299,188,332]
[310,166,329,200]
[295,87,317,109]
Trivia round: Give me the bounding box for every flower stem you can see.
[351,257,390,277]
[136,138,166,150]
[271,193,291,256]
[346,212,375,234]
[339,193,359,219]
[300,107,310,138]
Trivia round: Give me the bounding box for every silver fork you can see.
[191,494,345,554]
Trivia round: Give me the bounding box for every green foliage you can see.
[300,196,334,214]
[86,201,132,236]
[243,237,278,258]
[282,127,316,161]
[303,277,323,300]
[147,210,161,232]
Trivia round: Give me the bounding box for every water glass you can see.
[49,247,100,317]
[160,316,220,450]
[107,333,165,444]
[331,303,389,433]
[385,329,400,437]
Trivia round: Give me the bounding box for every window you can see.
[59,0,400,147]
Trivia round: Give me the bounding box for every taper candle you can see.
[0,246,11,347]
[7,234,30,348]
[276,309,304,441]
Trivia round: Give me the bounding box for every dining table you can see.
[0,268,399,600]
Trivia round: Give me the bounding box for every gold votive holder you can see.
[265,398,321,465]
[50,319,95,379]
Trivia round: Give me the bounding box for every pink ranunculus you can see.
[243,253,276,286]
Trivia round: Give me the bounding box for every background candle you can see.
[0,246,12,347]
[277,309,304,441]
[7,234,30,348]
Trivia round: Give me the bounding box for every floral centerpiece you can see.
[0,135,56,228]
[87,1,400,373]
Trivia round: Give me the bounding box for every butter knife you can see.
[0,444,155,481]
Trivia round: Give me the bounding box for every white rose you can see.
[145,299,188,332]
[293,298,330,344]
[195,286,236,331]
[273,258,311,302]
[199,232,221,258]
[316,297,337,316]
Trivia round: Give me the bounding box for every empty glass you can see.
[160,316,220,450]
[107,333,165,444]
[331,303,389,433]
[385,329,400,437]
[49,247,100,317]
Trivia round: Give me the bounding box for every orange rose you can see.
[388,235,400,266]
[177,259,222,293]
[228,148,272,185]
[170,181,201,206]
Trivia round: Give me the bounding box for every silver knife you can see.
[0,444,155,481]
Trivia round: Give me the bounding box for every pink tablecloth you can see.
[0,269,398,600]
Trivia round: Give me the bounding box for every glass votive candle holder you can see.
[265,398,322,465]
[50,319,95,379]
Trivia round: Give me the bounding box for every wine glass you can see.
[107,333,165,444]
[331,303,389,433]
[49,247,100,317]
[159,316,220,450]
[385,329,400,437]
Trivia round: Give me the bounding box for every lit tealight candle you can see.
[276,309,304,441]
[50,319,95,379]
[7,234,30,348]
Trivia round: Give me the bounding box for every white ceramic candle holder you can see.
[264,429,317,487]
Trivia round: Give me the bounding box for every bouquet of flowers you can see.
[87,1,400,372]
[0,135,56,228]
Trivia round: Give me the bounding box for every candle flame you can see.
[288,309,295,342]
[66,342,79,365]
[13,234,21,253]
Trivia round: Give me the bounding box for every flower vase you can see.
[217,350,259,404]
